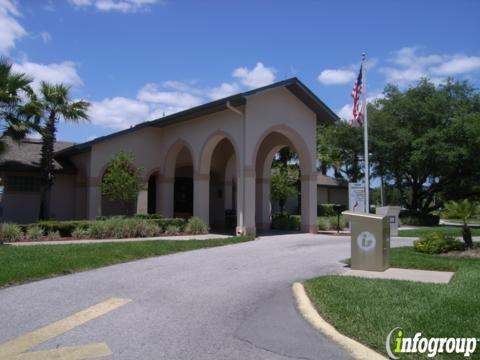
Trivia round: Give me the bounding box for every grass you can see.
[0,236,253,287]
[398,225,480,237]
[304,247,480,359]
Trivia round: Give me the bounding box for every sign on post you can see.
[349,182,366,213]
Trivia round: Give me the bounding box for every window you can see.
[6,175,41,192]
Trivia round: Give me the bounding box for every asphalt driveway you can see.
[0,234,414,359]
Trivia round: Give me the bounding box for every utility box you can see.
[343,211,390,271]
[376,206,401,236]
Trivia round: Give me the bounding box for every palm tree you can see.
[443,199,480,249]
[0,59,39,152]
[37,82,89,220]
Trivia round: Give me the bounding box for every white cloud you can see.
[88,97,150,129]
[137,83,204,108]
[318,69,356,85]
[40,31,51,43]
[232,62,276,88]
[337,104,353,121]
[12,60,83,91]
[88,62,276,129]
[431,56,480,76]
[0,0,27,54]
[381,47,480,86]
[69,0,163,13]
[208,82,240,100]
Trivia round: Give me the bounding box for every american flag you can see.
[351,64,364,126]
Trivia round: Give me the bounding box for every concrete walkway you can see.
[342,268,455,284]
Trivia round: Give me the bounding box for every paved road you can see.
[0,234,414,360]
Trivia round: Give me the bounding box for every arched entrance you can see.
[173,146,193,219]
[147,173,157,214]
[198,132,239,231]
[253,126,317,233]
[161,140,195,219]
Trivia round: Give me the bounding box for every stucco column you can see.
[136,185,148,214]
[193,172,209,225]
[158,175,173,218]
[301,173,318,234]
[256,177,271,230]
[86,177,101,219]
[237,167,256,236]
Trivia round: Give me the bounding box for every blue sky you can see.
[2,0,480,143]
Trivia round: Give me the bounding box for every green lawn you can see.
[0,236,253,287]
[398,225,480,238]
[304,248,480,359]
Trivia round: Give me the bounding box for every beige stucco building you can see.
[0,78,341,235]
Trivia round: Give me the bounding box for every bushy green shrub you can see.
[317,217,328,230]
[414,232,464,254]
[24,217,186,238]
[0,223,23,242]
[31,220,91,237]
[133,213,163,220]
[86,217,162,239]
[46,231,61,241]
[72,227,89,239]
[271,214,300,231]
[164,224,180,235]
[185,216,208,234]
[317,204,337,217]
[26,226,44,241]
[155,218,186,232]
[317,216,347,231]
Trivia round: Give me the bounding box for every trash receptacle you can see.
[375,206,401,236]
[342,211,390,271]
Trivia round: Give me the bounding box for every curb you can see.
[292,282,387,360]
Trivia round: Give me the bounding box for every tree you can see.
[101,152,143,215]
[369,79,480,215]
[317,122,363,181]
[443,199,479,249]
[0,59,39,152]
[36,82,89,219]
[271,165,299,215]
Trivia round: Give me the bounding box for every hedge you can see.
[22,217,187,237]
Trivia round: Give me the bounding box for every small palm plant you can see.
[443,199,479,249]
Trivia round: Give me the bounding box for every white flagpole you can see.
[362,52,370,213]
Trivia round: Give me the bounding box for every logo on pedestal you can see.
[357,231,376,251]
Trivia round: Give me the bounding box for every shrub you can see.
[271,214,300,231]
[85,217,162,239]
[317,204,339,217]
[164,224,180,235]
[46,231,61,241]
[185,216,208,234]
[134,220,161,238]
[317,217,328,230]
[26,226,44,241]
[154,218,186,232]
[72,227,89,239]
[133,213,163,220]
[0,223,23,242]
[414,232,464,254]
[317,216,347,231]
[32,220,91,237]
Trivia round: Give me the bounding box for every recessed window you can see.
[6,175,41,192]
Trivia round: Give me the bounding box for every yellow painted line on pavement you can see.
[0,297,131,359]
[13,342,111,360]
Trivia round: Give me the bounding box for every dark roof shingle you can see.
[0,137,76,173]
